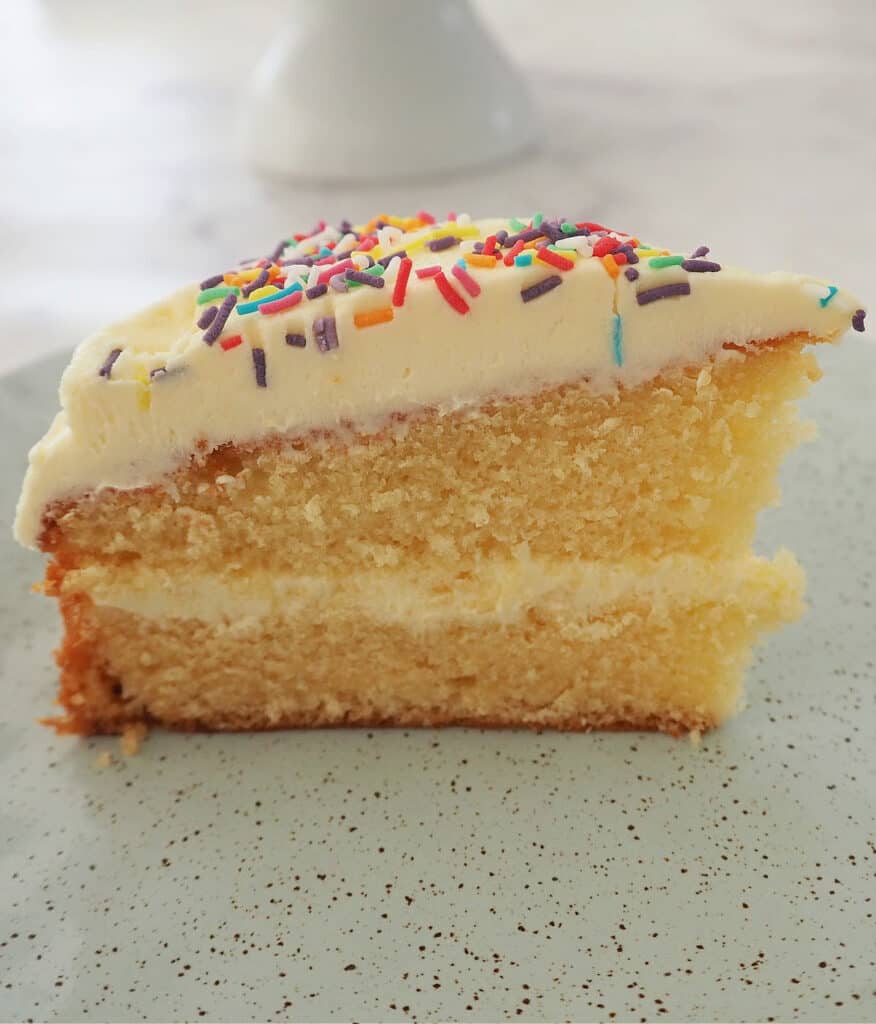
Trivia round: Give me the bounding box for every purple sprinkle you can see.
[505,227,543,246]
[624,267,640,282]
[375,219,388,229]
[286,333,306,348]
[495,229,509,245]
[241,268,269,297]
[329,274,348,292]
[252,347,267,387]
[852,308,866,332]
[338,219,353,234]
[472,242,485,254]
[197,305,218,330]
[540,220,563,243]
[521,275,563,303]
[200,273,224,290]
[346,270,385,288]
[203,293,237,344]
[691,245,710,258]
[282,255,314,267]
[314,316,339,353]
[98,348,122,378]
[306,283,328,300]
[626,251,640,264]
[681,259,721,273]
[378,249,407,268]
[636,282,692,306]
[616,243,635,256]
[427,236,459,254]
[269,240,288,262]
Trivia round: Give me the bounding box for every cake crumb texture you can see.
[40,337,815,736]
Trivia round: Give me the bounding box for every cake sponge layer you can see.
[41,337,819,579]
[46,552,803,736]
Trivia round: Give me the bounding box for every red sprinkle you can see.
[417,210,436,225]
[434,271,469,314]
[504,240,525,266]
[577,222,608,232]
[220,334,244,351]
[613,252,628,266]
[451,262,481,297]
[536,247,575,271]
[447,211,457,221]
[592,237,621,257]
[392,257,413,307]
[258,290,303,315]
[483,234,497,256]
[415,265,442,279]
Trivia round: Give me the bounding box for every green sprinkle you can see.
[365,263,385,276]
[196,285,240,305]
[648,255,685,269]
[532,212,543,228]
[509,217,527,231]
[560,221,576,233]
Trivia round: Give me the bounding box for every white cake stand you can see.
[244,0,539,181]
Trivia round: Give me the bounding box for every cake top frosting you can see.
[15,211,866,547]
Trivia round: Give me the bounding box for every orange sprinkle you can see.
[601,254,620,279]
[354,307,395,328]
[466,254,498,269]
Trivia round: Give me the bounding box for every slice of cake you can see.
[15,212,865,736]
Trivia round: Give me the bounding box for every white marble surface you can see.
[1,0,873,375]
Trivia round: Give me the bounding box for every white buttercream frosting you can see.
[61,551,803,628]
[14,213,864,547]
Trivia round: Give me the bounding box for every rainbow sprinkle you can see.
[159,211,862,392]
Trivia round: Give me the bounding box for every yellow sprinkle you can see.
[249,285,278,300]
[601,254,620,279]
[368,244,383,259]
[635,248,662,257]
[431,225,480,241]
[134,366,151,411]
[354,307,394,328]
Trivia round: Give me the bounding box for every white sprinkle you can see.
[334,232,358,255]
[351,253,371,269]
[307,264,320,288]
[556,236,591,255]
[459,239,480,253]
[455,212,472,226]
[382,256,401,280]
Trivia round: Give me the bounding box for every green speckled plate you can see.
[1,346,874,1023]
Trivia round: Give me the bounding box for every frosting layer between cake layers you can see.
[62,552,803,626]
[15,213,865,548]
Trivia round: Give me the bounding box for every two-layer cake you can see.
[15,212,866,735]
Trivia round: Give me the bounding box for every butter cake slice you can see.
[15,212,866,736]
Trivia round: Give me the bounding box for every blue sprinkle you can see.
[514,253,533,267]
[456,258,467,269]
[319,246,333,257]
[236,282,302,316]
[820,285,838,308]
[612,314,623,367]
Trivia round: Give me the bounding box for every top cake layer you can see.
[15,212,865,548]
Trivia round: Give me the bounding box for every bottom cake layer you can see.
[47,553,804,736]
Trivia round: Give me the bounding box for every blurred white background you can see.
[1,0,873,374]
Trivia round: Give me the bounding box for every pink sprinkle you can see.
[415,265,442,279]
[451,263,481,298]
[318,258,355,285]
[258,290,303,315]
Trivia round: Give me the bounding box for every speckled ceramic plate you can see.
[1,346,874,1024]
